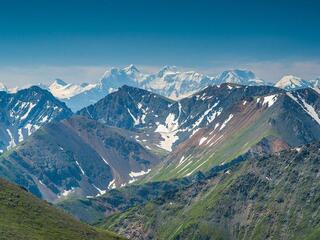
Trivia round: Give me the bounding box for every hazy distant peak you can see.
[275,75,312,90]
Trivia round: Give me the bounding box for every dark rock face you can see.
[0,86,72,152]
[77,85,173,130]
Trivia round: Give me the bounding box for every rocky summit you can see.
[0,86,72,153]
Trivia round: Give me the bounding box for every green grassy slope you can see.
[143,92,320,183]
[102,143,320,240]
[144,101,279,182]
[0,178,125,240]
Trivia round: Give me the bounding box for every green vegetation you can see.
[147,106,279,182]
[57,178,192,225]
[0,178,125,240]
[101,142,320,240]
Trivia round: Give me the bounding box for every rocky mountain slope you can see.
[95,142,320,240]
[77,84,320,182]
[0,177,123,240]
[2,84,320,203]
[144,86,320,182]
[78,84,280,153]
[0,86,72,153]
[0,116,160,202]
[77,85,177,152]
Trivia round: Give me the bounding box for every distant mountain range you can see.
[47,65,267,111]
[2,65,318,112]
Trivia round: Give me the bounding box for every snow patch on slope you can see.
[155,113,180,151]
[6,129,16,149]
[262,94,278,107]
[128,169,151,184]
[129,169,151,178]
[219,114,234,131]
[199,137,208,146]
[108,179,116,189]
[75,161,85,175]
[287,93,320,124]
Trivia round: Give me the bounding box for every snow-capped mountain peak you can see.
[48,66,268,111]
[274,75,312,90]
[48,79,96,100]
[99,65,141,88]
[28,65,317,112]
[157,65,178,77]
[215,69,264,85]
[139,66,215,99]
[53,78,68,86]
[123,64,140,75]
[101,65,142,79]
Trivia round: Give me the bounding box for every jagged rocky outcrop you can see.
[0,86,72,152]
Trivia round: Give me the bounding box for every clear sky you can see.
[0,0,319,87]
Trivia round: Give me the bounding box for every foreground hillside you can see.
[0,178,124,240]
[98,142,320,240]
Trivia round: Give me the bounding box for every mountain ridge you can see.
[0,86,72,152]
[37,66,271,111]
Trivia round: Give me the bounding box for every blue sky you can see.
[0,0,319,86]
